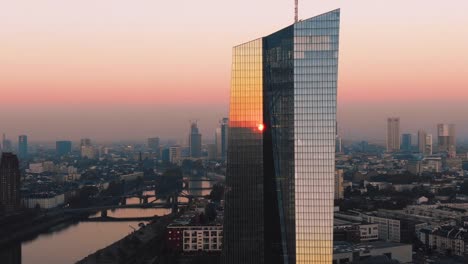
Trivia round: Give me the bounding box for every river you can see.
[0,180,213,264]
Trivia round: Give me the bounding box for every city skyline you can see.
[1,1,467,141]
[2,2,468,264]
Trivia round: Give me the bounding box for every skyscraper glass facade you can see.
[56,141,72,157]
[222,9,340,264]
[18,135,28,159]
[189,122,202,158]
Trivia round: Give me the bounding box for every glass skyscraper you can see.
[189,122,202,158]
[56,140,72,157]
[222,9,340,264]
[18,135,28,159]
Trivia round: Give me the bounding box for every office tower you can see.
[81,146,96,159]
[80,138,92,147]
[360,141,369,152]
[418,130,433,156]
[189,122,202,158]
[437,124,456,157]
[418,130,427,154]
[215,128,221,159]
[169,146,181,164]
[2,134,12,152]
[215,118,229,161]
[425,134,433,155]
[0,153,21,214]
[147,137,160,154]
[335,170,344,200]
[401,133,412,151]
[161,148,170,163]
[335,135,342,153]
[335,122,342,153]
[18,135,28,159]
[222,9,340,264]
[56,141,72,156]
[80,138,95,159]
[386,118,400,152]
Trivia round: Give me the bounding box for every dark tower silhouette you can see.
[0,153,21,215]
[189,122,202,158]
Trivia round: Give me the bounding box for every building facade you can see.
[424,134,433,155]
[335,169,344,200]
[18,135,28,159]
[417,130,433,155]
[419,226,468,256]
[81,145,96,159]
[222,9,340,264]
[169,146,182,164]
[401,133,412,151]
[215,118,229,161]
[189,122,202,158]
[437,123,456,157]
[167,225,223,252]
[0,153,21,214]
[56,141,72,157]
[2,134,12,152]
[80,138,92,147]
[386,118,400,152]
[147,137,160,154]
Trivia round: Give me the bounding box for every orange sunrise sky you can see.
[0,0,467,143]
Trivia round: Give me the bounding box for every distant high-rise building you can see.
[2,134,13,152]
[0,153,21,214]
[222,9,340,264]
[147,137,160,154]
[335,170,344,200]
[437,124,456,157]
[418,130,432,155]
[386,118,400,152]
[418,130,427,154]
[18,135,28,159]
[336,135,343,153]
[215,118,229,161]
[169,146,181,164]
[425,134,433,155]
[401,133,412,151]
[189,122,202,158]
[161,148,170,163]
[79,138,94,159]
[56,141,72,156]
[360,141,369,152]
[81,146,96,159]
[80,138,92,147]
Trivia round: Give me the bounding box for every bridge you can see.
[63,202,189,214]
[83,216,156,222]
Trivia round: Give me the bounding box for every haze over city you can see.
[1,0,467,142]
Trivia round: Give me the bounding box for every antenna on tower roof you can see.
[294,0,298,23]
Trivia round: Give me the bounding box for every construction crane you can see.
[294,0,298,23]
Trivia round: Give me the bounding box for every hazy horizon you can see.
[1,1,467,142]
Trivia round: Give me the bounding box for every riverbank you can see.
[0,211,88,248]
[77,213,178,264]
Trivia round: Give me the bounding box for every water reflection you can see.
[21,221,144,264]
[187,180,213,197]
[16,182,213,264]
